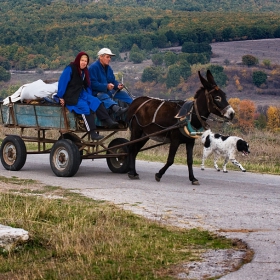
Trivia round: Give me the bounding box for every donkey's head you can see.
[198,70,235,121]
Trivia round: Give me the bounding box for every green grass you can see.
[0,179,243,280]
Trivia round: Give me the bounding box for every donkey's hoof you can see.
[128,173,139,180]
[155,173,161,182]
[192,180,200,185]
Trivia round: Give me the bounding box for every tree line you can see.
[1,0,280,75]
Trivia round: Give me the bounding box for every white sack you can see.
[3,80,58,105]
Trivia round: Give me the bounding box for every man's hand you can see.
[107,83,114,91]
[117,83,124,90]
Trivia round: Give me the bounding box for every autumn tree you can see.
[228,98,241,125]
[238,100,256,132]
[266,106,280,131]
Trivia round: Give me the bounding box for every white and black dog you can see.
[201,129,250,173]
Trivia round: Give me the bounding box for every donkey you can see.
[126,70,235,185]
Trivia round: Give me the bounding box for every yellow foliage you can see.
[267,106,280,131]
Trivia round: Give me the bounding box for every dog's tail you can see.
[201,129,211,145]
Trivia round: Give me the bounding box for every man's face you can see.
[99,54,112,66]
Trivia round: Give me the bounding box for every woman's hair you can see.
[71,52,90,86]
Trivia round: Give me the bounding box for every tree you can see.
[141,66,162,83]
[267,106,280,131]
[0,66,11,82]
[140,37,153,51]
[0,57,11,70]
[255,113,267,129]
[229,98,241,125]
[252,71,267,87]
[129,52,144,64]
[178,60,191,80]
[242,55,259,67]
[166,65,181,88]
[238,100,256,132]
[164,51,177,66]
[165,30,178,44]
[129,44,144,64]
[207,65,227,87]
[151,53,163,66]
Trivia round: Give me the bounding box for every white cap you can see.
[97,48,115,56]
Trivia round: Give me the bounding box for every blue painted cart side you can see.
[0,103,77,131]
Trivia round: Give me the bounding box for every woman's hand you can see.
[59,98,65,106]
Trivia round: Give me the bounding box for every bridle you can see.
[193,86,230,129]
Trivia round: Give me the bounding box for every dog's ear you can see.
[236,139,248,152]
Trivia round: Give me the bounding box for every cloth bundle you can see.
[3,79,58,105]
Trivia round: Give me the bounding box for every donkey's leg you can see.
[155,140,180,182]
[128,130,148,179]
[185,140,199,185]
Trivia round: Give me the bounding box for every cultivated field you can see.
[211,38,280,65]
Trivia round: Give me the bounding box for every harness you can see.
[130,87,230,139]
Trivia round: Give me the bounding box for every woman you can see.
[56,52,118,141]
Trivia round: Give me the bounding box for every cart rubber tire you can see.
[50,139,81,177]
[0,135,27,171]
[58,133,83,164]
[106,138,129,173]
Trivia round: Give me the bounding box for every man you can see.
[89,48,133,115]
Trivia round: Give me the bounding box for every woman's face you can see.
[80,55,88,69]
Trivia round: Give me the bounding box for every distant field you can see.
[210,38,280,65]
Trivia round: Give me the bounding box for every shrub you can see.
[242,54,259,66]
[252,71,267,87]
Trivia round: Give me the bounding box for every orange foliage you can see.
[228,97,240,124]
[238,99,256,132]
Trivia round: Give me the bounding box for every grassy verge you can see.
[1,126,280,175]
[0,177,244,280]
[136,129,280,175]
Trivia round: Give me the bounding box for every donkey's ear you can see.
[206,70,217,86]
[198,71,210,89]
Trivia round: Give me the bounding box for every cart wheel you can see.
[50,139,81,177]
[0,135,27,171]
[106,138,129,173]
[58,133,83,164]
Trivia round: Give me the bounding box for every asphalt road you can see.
[1,154,280,279]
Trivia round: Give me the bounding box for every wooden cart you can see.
[0,101,130,177]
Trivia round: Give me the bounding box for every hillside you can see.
[6,39,280,108]
[1,0,280,73]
